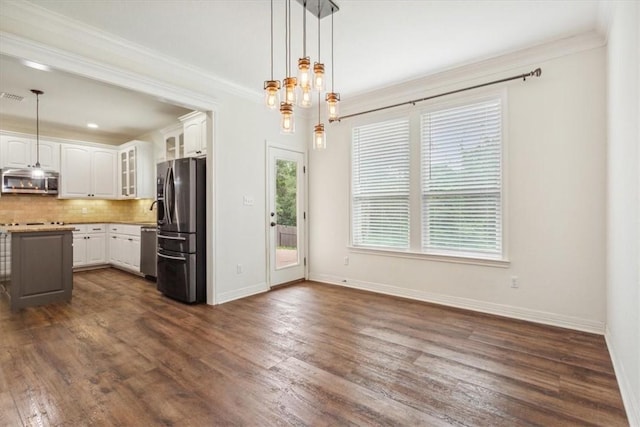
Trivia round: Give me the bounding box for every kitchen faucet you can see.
[149,200,158,211]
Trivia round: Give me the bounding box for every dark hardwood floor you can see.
[0,268,628,426]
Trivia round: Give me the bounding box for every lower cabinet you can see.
[72,224,107,268]
[71,223,141,273]
[108,224,141,272]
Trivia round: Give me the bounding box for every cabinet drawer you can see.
[108,224,140,236]
[86,224,106,233]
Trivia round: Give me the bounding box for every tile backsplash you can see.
[0,195,156,224]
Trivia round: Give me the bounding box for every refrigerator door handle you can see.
[165,166,174,224]
[157,252,186,261]
[157,234,186,241]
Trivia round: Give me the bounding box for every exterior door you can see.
[268,147,305,286]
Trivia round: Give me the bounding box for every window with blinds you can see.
[352,119,410,249]
[421,99,502,257]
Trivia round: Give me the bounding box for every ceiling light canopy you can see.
[264,0,339,149]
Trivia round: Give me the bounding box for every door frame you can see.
[265,142,308,288]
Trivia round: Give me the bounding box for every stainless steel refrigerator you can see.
[156,157,206,303]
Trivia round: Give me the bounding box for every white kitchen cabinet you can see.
[161,125,184,162]
[60,144,117,199]
[72,224,107,268]
[0,134,59,171]
[108,224,141,272]
[118,140,154,199]
[181,111,207,158]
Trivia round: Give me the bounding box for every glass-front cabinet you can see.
[119,147,137,198]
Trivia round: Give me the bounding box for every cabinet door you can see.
[127,148,136,197]
[1,135,33,168]
[32,140,60,171]
[109,235,122,265]
[86,234,106,264]
[119,150,129,197]
[73,235,87,267]
[61,145,92,197]
[183,115,206,157]
[92,149,117,198]
[129,236,141,271]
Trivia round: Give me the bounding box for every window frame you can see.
[348,89,509,267]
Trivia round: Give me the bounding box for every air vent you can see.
[0,92,24,102]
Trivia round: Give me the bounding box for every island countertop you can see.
[0,224,76,233]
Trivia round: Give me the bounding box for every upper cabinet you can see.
[181,112,207,158]
[159,111,209,162]
[0,134,60,171]
[59,145,117,199]
[161,125,184,162]
[118,140,154,199]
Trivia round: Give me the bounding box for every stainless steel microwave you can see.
[0,168,59,195]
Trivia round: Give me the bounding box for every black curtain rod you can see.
[329,67,542,123]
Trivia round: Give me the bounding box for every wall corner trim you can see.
[217,282,269,305]
[605,327,640,427]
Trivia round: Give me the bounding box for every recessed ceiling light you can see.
[87,123,99,129]
[21,60,51,72]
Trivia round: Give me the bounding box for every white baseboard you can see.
[309,273,605,334]
[605,327,640,427]
[217,282,268,305]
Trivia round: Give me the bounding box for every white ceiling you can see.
[0,0,604,141]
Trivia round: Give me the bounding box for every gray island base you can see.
[0,225,74,312]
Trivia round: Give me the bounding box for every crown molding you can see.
[0,0,260,104]
[339,31,606,118]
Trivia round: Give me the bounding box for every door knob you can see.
[270,222,276,227]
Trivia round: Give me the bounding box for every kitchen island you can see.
[0,224,75,311]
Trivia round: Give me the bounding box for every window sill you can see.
[347,246,510,268]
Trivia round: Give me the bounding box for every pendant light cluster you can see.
[264,0,340,150]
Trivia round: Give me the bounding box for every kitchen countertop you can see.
[0,224,76,233]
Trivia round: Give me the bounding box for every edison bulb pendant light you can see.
[280,102,295,134]
[313,123,326,150]
[313,62,325,91]
[264,80,281,109]
[325,92,340,121]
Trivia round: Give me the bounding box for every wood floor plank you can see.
[0,269,628,426]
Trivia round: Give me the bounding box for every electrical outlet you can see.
[236,264,243,274]
[343,256,349,266]
[81,207,88,214]
[511,276,519,288]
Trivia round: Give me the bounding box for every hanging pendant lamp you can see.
[31,89,45,178]
[325,6,340,120]
[313,1,325,92]
[297,0,312,108]
[264,0,280,109]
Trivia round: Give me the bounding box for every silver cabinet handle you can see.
[157,252,186,261]
[157,234,186,241]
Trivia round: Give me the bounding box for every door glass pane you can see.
[275,159,298,269]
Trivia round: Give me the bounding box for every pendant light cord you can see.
[285,0,289,77]
[302,0,307,57]
[317,2,321,61]
[270,0,274,79]
[331,7,334,92]
[35,91,40,167]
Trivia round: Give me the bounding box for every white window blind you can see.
[421,99,502,257]
[352,119,410,249]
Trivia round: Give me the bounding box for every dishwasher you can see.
[140,226,157,280]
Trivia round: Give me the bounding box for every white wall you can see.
[605,2,640,425]
[213,91,308,303]
[309,46,607,333]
